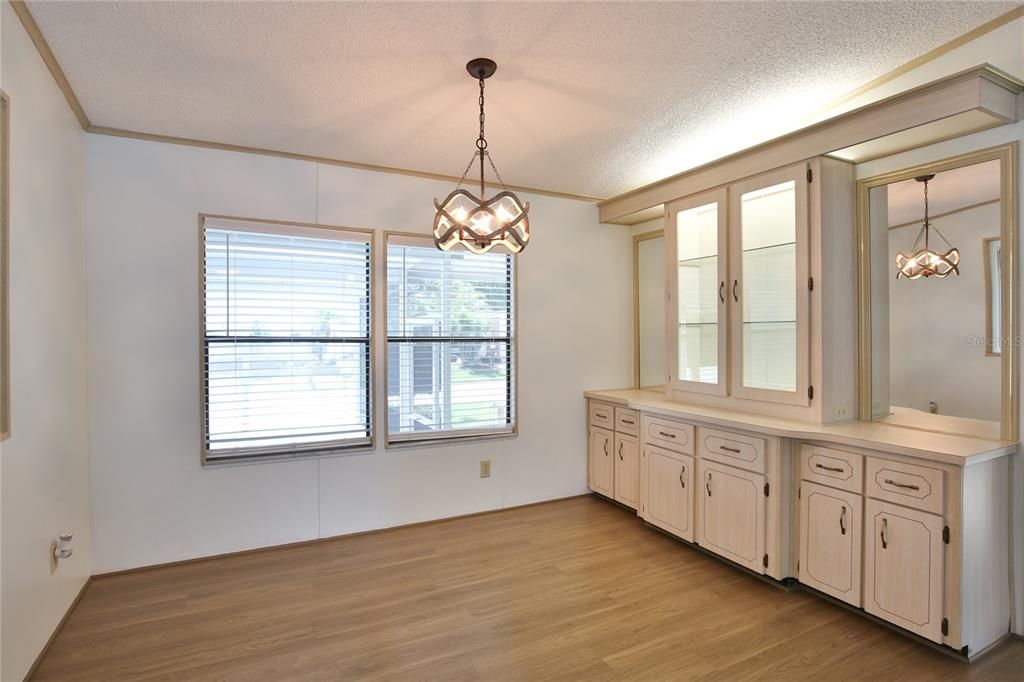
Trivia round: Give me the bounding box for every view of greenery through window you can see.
[387,240,514,437]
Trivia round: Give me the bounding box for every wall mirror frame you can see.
[856,143,1018,441]
[633,228,664,388]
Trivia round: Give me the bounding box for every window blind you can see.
[203,218,372,461]
[386,236,515,442]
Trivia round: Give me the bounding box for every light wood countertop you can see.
[585,388,1018,466]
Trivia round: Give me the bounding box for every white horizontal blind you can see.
[203,219,372,461]
[387,236,515,441]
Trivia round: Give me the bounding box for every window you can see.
[202,217,372,463]
[386,234,515,443]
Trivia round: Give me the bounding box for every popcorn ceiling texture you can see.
[28,1,1018,198]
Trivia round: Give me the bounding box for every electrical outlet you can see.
[480,459,491,478]
[833,407,849,420]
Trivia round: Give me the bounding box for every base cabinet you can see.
[863,498,944,643]
[614,434,640,509]
[799,481,862,606]
[642,446,693,541]
[588,426,614,498]
[697,460,765,573]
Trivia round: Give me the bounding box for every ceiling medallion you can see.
[433,58,530,255]
[895,174,960,280]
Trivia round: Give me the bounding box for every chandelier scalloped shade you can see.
[895,174,960,280]
[433,58,530,255]
[433,189,530,254]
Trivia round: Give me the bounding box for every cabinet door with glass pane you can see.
[666,188,728,396]
[729,163,810,405]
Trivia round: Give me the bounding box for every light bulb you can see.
[452,207,468,222]
[496,205,513,223]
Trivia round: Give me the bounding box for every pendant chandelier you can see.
[433,58,530,254]
[895,174,960,279]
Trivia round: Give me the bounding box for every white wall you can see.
[1,3,90,680]
[887,201,1002,421]
[85,133,632,573]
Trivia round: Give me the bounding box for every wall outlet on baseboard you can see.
[833,407,850,421]
[480,460,491,478]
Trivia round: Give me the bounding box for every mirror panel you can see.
[635,232,664,388]
[866,158,1006,439]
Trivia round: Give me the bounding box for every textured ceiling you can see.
[887,160,1001,227]
[28,1,1020,199]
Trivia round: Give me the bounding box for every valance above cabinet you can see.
[665,157,856,424]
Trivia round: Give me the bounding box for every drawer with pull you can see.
[699,427,766,474]
[589,400,615,429]
[615,407,639,436]
[642,414,694,455]
[865,456,944,515]
[800,444,863,494]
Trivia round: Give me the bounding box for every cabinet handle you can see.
[881,517,888,549]
[618,442,624,461]
[706,472,712,497]
[839,506,847,536]
[621,419,635,425]
[679,465,686,489]
[603,440,609,457]
[658,431,676,439]
[595,411,609,419]
[719,281,725,304]
[732,279,739,302]
[719,445,742,454]
[884,478,920,491]
[815,463,845,473]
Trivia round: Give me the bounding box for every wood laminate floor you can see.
[33,495,1024,681]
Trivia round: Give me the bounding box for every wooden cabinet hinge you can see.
[941,618,949,636]
[762,554,769,569]
[943,526,950,544]
[808,385,814,401]
[807,168,813,183]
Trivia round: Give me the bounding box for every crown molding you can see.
[8,1,90,129]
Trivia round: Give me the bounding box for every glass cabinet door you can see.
[666,188,728,396]
[729,163,810,405]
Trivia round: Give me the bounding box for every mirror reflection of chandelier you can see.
[895,174,960,279]
[432,58,530,255]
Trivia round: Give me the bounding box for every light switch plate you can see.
[480,460,491,478]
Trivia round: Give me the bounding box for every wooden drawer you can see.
[588,400,615,429]
[800,444,863,494]
[865,457,944,515]
[642,414,694,455]
[615,407,639,436]
[699,427,766,474]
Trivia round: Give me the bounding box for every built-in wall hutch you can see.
[588,64,1022,659]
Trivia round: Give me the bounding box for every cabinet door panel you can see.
[729,163,810,405]
[614,434,640,509]
[588,427,614,497]
[799,481,862,606]
[864,499,944,643]
[644,448,693,541]
[698,460,765,572]
[666,188,729,396]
